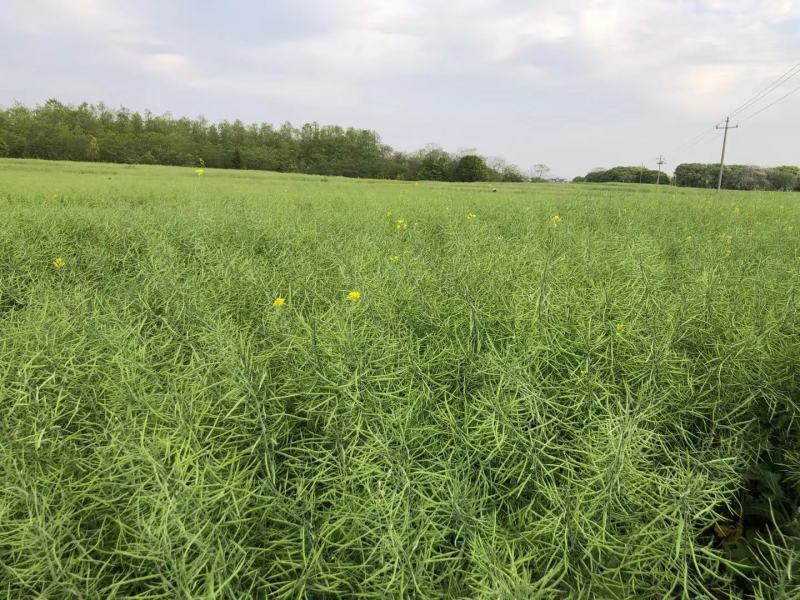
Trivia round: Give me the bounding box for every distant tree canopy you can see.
[574,164,799,191]
[578,166,671,185]
[674,163,800,191]
[453,155,489,182]
[0,99,533,183]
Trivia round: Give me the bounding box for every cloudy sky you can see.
[1,0,798,177]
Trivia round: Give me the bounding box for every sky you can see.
[1,0,799,178]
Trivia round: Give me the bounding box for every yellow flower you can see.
[347,290,362,302]
[786,225,795,232]
[734,207,741,215]
[272,297,286,308]
[389,255,399,262]
[615,323,625,335]
[52,257,65,269]
[467,213,477,220]
[686,235,694,242]
[395,219,408,231]
[551,214,562,226]
[724,234,733,245]
[195,168,205,176]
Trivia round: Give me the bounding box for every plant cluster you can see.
[1,160,799,598]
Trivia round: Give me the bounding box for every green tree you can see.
[0,99,530,182]
[501,165,524,182]
[674,164,717,188]
[86,136,99,161]
[729,166,768,190]
[453,155,488,182]
[767,166,798,191]
[418,147,452,181]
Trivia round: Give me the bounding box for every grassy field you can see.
[1,158,799,598]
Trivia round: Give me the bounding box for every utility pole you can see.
[716,116,738,191]
[656,155,665,185]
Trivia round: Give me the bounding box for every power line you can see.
[676,127,717,152]
[715,116,738,191]
[663,123,720,160]
[737,81,800,123]
[729,62,800,118]
[656,155,665,185]
[664,62,799,165]
[647,62,798,181]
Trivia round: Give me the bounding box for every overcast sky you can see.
[1,0,798,177]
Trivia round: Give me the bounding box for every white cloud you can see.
[140,52,187,74]
[2,0,799,174]
[699,0,798,20]
[250,29,425,75]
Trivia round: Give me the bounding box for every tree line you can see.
[672,163,799,191]
[0,99,534,183]
[573,164,799,191]
[572,166,671,185]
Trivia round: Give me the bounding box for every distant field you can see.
[1,159,799,598]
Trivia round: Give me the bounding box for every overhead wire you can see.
[737,81,800,123]
[728,62,800,118]
[653,62,799,168]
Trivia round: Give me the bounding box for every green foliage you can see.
[674,163,800,191]
[0,99,526,182]
[453,154,488,182]
[501,165,525,182]
[767,166,799,192]
[674,163,717,188]
[418,147,452,181]
[1,159,799,598]
[583,166,671,185]
[85,135,99,161]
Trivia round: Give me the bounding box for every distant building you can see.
[547,177,568,184]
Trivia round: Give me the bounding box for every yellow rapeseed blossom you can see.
[347,290,362,302]
[734,207,742,215]
[467,213,477,220]
[615,323,625,335]
[389,255,399,262]
[52,257,65,269]
[551,214,562,226]
[195,168,205,176]
[272,297,286,308]
[724,234,733,245]
[395,219,408,231]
